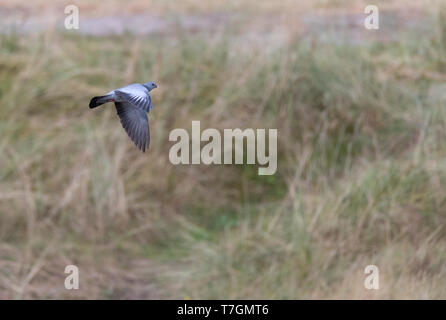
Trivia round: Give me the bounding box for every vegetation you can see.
[0,1,444,299]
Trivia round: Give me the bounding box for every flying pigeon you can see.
[89,81,158,152]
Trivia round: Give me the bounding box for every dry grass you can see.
[0,1,445,299]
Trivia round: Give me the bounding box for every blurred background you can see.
[0,0,445,299]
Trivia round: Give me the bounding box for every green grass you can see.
[0,8,445,299]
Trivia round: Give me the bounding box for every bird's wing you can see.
[115,101,150,152]
[147,94,154,110]
[114,86,152,112]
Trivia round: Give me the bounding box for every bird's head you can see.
[143,81,158,91]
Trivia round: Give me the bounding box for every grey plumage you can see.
[89,81,157,152]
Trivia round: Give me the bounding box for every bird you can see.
[89,81,158,152]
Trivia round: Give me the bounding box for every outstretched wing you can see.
[115,101,150,152]
[114,87,152,112]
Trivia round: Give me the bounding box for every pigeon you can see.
[89,81,158,152]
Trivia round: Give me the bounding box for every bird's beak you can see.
[155,84,158,88]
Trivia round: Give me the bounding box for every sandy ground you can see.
[0,1,431,46]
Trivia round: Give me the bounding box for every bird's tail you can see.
[89,95,113,109]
